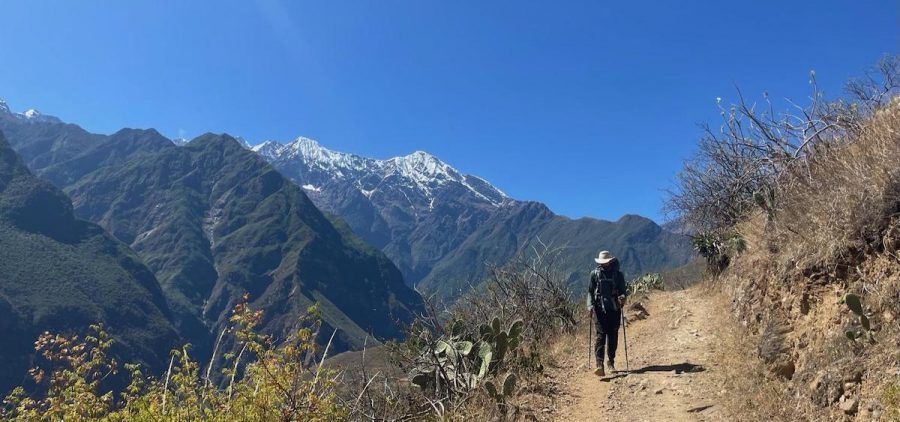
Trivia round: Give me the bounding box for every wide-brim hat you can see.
[594,250,615,264]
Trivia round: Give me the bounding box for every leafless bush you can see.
[338,240,577,421]
[457,240,579,341]
[335,345,429,422]
[666,55,900,271]
[668,56,899,231]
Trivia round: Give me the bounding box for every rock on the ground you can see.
[839,395,859,415]
[808,371,843,406]
[628,302,650,321]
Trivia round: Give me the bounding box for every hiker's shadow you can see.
[628,362,705,374]
[600,373,628,382]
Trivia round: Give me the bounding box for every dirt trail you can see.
[547,288,728,421]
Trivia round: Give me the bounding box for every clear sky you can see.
[0,1,896,222]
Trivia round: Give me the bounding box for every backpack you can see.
[592,267,620,313]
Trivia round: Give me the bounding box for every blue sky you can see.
[0,1,896,222]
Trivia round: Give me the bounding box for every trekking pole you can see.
[588,310,593,368]
[621,310,629,372]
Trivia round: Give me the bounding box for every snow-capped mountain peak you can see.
[384,150,462,196]
[390,151,454,177]
[0,99,62,124]
[16,108,62,124]
[251,140,281,155]
[254,137,510,208]
[291,136,321,149]
[267,136,373,177]
[288,136,333,159]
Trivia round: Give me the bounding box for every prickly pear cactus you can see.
[844,293,873,342]
[484,373,517,403]
[408,316,526,397]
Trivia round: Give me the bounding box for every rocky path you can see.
[547,288,728,421]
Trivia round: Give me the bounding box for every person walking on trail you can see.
[587,250,627,376]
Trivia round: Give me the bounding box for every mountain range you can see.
[0,101,424,384]
[254,137,693,299]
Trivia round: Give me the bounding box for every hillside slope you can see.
[0,132,179,393]
[711,101,900,420]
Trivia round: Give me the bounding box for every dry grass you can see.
[659,258,705,290]
[770,99,900,278]
[703,282,798,421]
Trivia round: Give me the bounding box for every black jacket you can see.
[586,259,627,313]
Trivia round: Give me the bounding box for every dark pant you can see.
[593,306,621,367]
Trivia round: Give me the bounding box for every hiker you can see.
[587,250,627,376]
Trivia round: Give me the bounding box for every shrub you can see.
[2,297,345,421]
[691,231,746,275]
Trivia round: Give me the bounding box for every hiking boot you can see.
[593,366,605,377]
[607,361,616,373]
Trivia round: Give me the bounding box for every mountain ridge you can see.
[253,137,510,208]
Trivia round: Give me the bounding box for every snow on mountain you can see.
[253,137,509,207]
[234,136,252,149]
[254,136,518,287]
[0,99,62,124]
[16,109,62,124]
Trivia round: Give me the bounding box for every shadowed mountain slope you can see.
[417,202,693,299]
[0,132,179,393]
